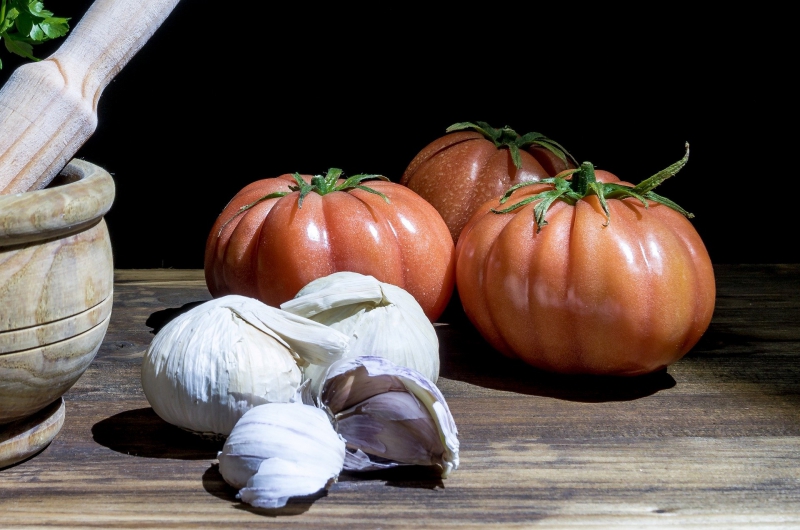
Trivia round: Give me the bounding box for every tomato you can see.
[204,170,456,322]
[455,147,715,375]
[400,122,576,243]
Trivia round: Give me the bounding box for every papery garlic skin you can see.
[280,272,440,393]
[218,402,345,509]
[141,295,349,436]
[320,356,459,477]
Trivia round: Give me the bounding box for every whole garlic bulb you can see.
[280,272,439,393]
[218,401,346,509]
[141,295,349,436]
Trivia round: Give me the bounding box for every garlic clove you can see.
[336,391,443,467]
[239,458,339,509]
[320,356,459,477]
[218,402,345,508]
[281,272,440,393]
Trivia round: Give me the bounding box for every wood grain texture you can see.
[0,398,64,469]
[0,265,798,528]
[0,221,113,331]
[0,315,109,423]
[0,295,112,354]
[0,0,181,194]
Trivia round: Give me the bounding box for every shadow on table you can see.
[92,407,222,459]
[687,323,797,355]
[203,463,323,516]
[339,465,445,489]
[202,461,444,517]
[436,300,676,402]
[145,301,207,334]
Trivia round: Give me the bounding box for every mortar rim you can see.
[0,159,115,247]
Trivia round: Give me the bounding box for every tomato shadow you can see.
[202,463,323,516]
[687,323,795,355]
[145,301,207,334]
[91,407,222,459]
[436,299,676,402]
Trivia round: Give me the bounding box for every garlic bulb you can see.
[319,356,459,477]
[141,295,349,436]
[280,272,440,393]
[218,401,345,509]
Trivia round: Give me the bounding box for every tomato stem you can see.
[492,143,694,232]
[446,121,578,169]
[572,162,595,196]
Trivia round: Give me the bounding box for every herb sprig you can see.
[0,0,70,69]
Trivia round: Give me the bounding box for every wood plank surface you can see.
[1,265,799,528]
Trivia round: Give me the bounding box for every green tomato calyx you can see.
[287,168,390,208]
[216,169,389,236]
[446,121,578,170]
[491,143,693,233]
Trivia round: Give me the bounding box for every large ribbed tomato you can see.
[204,169,456,322]
[455,146,715,375]
[400,121,576,243]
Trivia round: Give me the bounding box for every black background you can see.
[1,2,791,268]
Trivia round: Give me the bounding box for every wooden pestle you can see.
[0,0,181,195]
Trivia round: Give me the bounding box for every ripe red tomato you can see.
[204,170,456,322]
[455,147,715,375]
[400,121,576,243]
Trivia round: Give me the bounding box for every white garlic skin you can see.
[141,295,338,436]
[281,272,440,393]
[218,402,345,509]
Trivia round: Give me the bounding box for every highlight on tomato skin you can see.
[454,147,716,376]
[204,170,456,323]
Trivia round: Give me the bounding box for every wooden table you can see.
[1,265,799,528]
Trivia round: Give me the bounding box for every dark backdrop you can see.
[1,2,790,267]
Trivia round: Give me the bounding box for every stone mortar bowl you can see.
[0,159,114,425]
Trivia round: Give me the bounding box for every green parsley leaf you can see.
[28,2,53,18]
[3,34,36,61]
[40,19,69,39]
[0,0,70,69]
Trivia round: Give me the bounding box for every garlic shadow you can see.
[201,464,442,517]
[340,465,444,490]
[145,301,207,334]
[91,407,222,459]
[202,463,319,516]
[435,317,676,402]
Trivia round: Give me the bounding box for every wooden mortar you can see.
[0,0,179,468]
[0,159,114,466]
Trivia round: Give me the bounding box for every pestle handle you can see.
[0,0,181,195]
